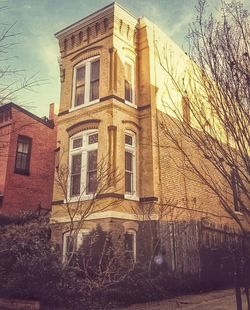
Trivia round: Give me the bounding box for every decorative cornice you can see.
[71,46,103,62]
[122,120,141,130]
[66,119,101,135]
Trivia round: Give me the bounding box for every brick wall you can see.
[1,107,56,215]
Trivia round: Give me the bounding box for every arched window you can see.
[124,130,137,198]
[69,129,98,199]
[72,56,100,109]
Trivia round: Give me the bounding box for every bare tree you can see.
[0,5,42,106]
[52,151,137,289]
[53,150,122,263]
[154,0,249,308]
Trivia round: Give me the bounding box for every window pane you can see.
[71,175,81,196]
[78,231,89,248]
[125,63,132,83]
[87,150,97,194]
[125,80,132,102]
[75,85,85,106]
[71,154,81,174]
[87,150,97,171]
[76,66,85,86]
[73,138,82,149]
[18,141,29,153]
[16,153,27,170]
[125,233,134,251]
[66,235,77,254]
[125,134,133,146]
[90,80,99,101]
[89,60,99,101]
[125,151,132,172]
[125,171,132,193]
[88,133,98,144]
[87,171,97,194]
[91,60,100,81]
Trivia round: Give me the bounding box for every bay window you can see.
[72,56,100,108]
[69,130,98,199]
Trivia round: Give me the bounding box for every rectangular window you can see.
[73,57,100,108]
[15,136,32,175]
[63,230,90,263]
[70,154,82,196]
[125,230,136,261]
[75,66,85,107]
[86,150,97,194]
[90,60,100,101]
[125,62,133,102]
[125,151,133,194]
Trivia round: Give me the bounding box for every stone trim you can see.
[58,110,69,116]
[96,192,124,199]
[140,196,158,202]
[138,104,151,111]
[52,200,64,205]
[66,119,101,136]
[100,94,125,103]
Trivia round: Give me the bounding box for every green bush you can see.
[0,218,94,309]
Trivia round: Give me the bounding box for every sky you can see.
[1,0,249,117]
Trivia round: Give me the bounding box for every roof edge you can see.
[0,102,55,129]
[55,2,115,39]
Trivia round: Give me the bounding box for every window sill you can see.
[124,194,139,201]
[124,100,137,109]
[14,169,30,176]
[64,194,94,203]
[69,99,100,112]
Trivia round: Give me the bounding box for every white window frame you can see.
[124,58,137,109]
[67,129,98,202]
[62,229,90,262]
[124,131,138,201]
[125,229,136,262]
[70,56,100,111]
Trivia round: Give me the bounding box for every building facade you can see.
[51,3,249,271]
[0,103,56,215]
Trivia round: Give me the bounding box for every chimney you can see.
[49,103,55,120]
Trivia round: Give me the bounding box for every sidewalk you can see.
[119,289,248,310]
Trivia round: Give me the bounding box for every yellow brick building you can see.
[50,3,249,272]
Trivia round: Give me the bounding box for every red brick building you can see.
[0,102,56,215]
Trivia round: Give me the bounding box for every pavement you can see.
[119,289,248,310]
